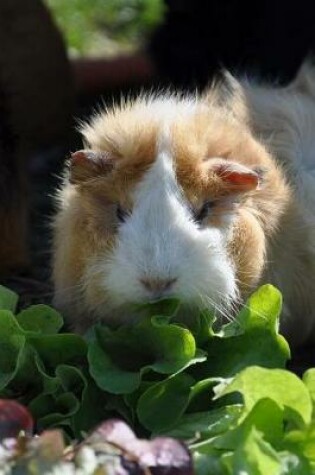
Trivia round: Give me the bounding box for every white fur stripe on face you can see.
[126,147,192,278]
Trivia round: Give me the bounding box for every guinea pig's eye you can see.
[194,201,215,224]
[116,204,129,223]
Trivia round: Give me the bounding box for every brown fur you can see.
[53,89,292,331]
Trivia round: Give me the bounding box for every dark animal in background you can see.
[0,0,73,276]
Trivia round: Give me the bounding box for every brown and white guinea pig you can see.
[52,63,315,347]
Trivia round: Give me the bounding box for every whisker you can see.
[190,283,235,323]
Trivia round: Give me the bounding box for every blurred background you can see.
[45,0,164,58]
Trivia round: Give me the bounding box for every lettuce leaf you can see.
[0,283,314,474]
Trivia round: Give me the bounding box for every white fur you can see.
[242,64,315,345]
[140,95,199,121]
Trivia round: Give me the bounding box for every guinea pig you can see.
[52,63,315,347]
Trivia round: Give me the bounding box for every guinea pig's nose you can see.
[140,277,177,297]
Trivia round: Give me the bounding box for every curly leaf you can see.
[0,286,18,313]
[88,317,204,394]
[16,305,63,334]
[216,366,312,427]
[137,373,195,432]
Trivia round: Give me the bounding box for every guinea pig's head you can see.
[53,89,291,330]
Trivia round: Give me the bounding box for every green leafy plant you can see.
[0,284,314,474]
[45,0,164,56]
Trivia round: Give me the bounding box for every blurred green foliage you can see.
[45,0,164,57]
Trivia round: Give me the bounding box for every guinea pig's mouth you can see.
[99,296,234,331]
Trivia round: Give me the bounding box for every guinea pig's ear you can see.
[210,158,265,192]
[69,150,113,184]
